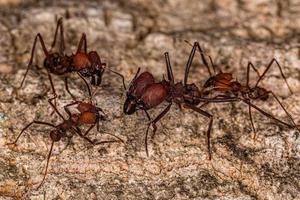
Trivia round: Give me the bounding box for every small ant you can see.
[123,42,238,159]
[19,17,125,100]
[7,97,123,189]
[191,42,299,139]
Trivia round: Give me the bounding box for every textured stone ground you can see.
[0,0,300,199]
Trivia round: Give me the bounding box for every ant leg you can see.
[7,121,56,145]
[143,110,152,156]
[194,42,215,76]
[96,106,106,116]
[20,34,49,89]
[36,141,55,190]
[183,42,197,86]
[47,70,58,113]
[243,62,261,137]
[164,52,174,84]
[48,97,65,120]
[76,33,87,54]
[127,67,141,88]
[184,94,239,106]
[77,72,92,99]
[106,68,127,90]
[144,103,172,156]
[248,101,257,140]
[198,94,239,108]
[84,124,95,136]
[255,58,293,94]
[95,71,104,86]
[64,77,76,100]
[63,101,80,117]
[268,91,299,132]
[242,99,294,129]
[184,103,213,160]
[50,17,65,53]
[246,62,260,87]
[91,75,96,86]
[72,127,95,145]
[96,121,124,143]
[75,126,120,145]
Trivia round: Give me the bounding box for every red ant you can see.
[19,17,125,100]
[123,42,239,159]
[7,97,124,189]
[191,42,299,139]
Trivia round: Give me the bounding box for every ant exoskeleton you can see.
[123,42,239,159]
[19,17,125,100]
[7,96,124,189]
[191,42,299,139]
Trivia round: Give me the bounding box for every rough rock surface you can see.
[0,0,299,199]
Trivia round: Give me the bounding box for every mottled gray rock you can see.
[0,0,299,199]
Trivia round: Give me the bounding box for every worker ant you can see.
[19,17,125,101]
[123,42,239,159]
[192,42,298,139]
[7,96,124,189]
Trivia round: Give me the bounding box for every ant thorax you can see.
[247,87,269,100]
[57,119,75,132]
[44,53,73,75]
[184,83,202,105]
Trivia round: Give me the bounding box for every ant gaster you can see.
[19,17,125,100]
[192,42,299,139]
[124,42,238,159]
[8,97,123,189]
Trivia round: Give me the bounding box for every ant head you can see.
[123,94,137,115]
[44,53,68,75]
[50,130,62,142]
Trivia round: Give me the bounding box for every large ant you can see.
[123,42,239,159]
[191,42,299,139]
[19,17,125,100]
[7,97,123,189]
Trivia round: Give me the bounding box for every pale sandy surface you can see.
[0,1,300,199]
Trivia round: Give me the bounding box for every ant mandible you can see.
[123,42,238,159]
[7,96,124,189]
[191,42,299,139]
[19,17,126,100]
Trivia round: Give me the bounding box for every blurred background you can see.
[0,0,299,199]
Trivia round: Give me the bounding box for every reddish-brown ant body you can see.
[193,42,298,139]
[20,17,125,100]
[8,97,123,189]
[124,42,239,159]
